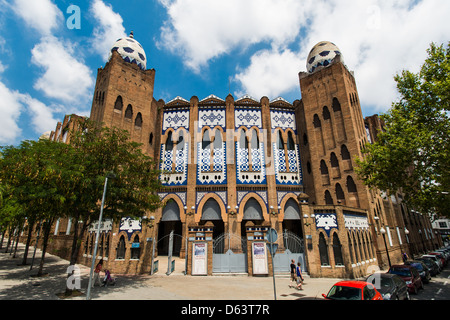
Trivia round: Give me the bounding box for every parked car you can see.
[387,265,424,294]
[422,255,443,271]
[416,257,440,276]
[365,273,409,300]
[428,252,446,267]
[322,281,383,300]
[404,261,431,284]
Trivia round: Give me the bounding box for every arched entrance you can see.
[200,198,224,239]
[241,198,264,237]
[275,198,307,273]
[158,199,182,256]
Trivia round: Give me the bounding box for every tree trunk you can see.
[21,222,34,265]
[37,219,53,277]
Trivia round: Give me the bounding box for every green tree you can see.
[356,42,450,218]
[0,139,79,274]
[63,118,162,295]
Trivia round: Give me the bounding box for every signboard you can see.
[252,242,268,275]
[192,243,207,275]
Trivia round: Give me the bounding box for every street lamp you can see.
[86,172,115,300]
[380,227,391,268]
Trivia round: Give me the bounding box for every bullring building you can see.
[46,32,438,278]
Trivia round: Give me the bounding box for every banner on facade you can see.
[252,242,268,275]
[192,242,207,275]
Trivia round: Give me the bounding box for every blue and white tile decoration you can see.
[162,110,189,134]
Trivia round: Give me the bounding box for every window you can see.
[149,132,153,145]
[135,112,143,127]
[325,190,333,205]
[116,235,126,259]
[114,96,123,111]
[336,183,345,202]
[166,131,174,151]
[131,235,140,259]
[332,97,341,111]
[319,233,329,266]
[320,160,329,174]
[347,176,357,193]
[341,145,350,160]
[250,129,259,149]
[330,152,339,167]
[313,114,321,128]
[333,233,344,266]
[125,104,133,119]
[202,129,211,150]
[323,106,331,120]
[287,131,295,150]
[276,130,284,149]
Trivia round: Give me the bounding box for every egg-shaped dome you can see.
[306,41,343,73]
[109,31,146,70]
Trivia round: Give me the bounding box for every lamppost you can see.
[380,227,391,268]
[86,172,115,300]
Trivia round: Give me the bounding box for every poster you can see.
[252,242,268,275]
[192,242,207,275]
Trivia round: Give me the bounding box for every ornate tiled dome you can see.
[109,31,146,70]
[306,41,343,73]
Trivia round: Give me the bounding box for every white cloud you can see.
[31,36,94,104]
[90,0,127,60]
[20,94,59,135]
[0,82,23,144]
[157,0,308,72]
[11,0,63,36]
[159,0,450,115]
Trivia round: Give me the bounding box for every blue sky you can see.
[0,0,448,145]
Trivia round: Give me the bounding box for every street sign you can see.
[266,243,278,256]
[267,228,278,243]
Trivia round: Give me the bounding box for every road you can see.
[411,264,450,300]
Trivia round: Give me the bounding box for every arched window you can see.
[277,130,284,149]
[202,129,211,150]
[287,131,295,150]
[348,233,355,264]
[250,129,259,149]
[105,234,110,258]
[320,160,329,174]
[116,235,126,259]
[149,132,153,145]
[347,176,357,193]
[325,190,333,205]
[114,96,123,111]
[341,145,350,160]
[166,131,174,151]
[313,114,321,128]
[177,131,185,151]
[131,235,140,259]
[319,233,329,266]
[243,198,263,221]
[135,112,143,127]
[213,129,222,149]
[323,106,331,120]
[332,97,341,112]
[332,233,344,266]
[125,104,133,119]
[330,152,339,167]
[239,128,248,149]
[336,183,345,202]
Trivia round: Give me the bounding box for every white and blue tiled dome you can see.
[109,31,147,70]
[306,41,343,73]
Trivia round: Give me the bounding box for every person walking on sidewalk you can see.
[296,262,304,290]
[92,259,103,287]
[289,259,297,288]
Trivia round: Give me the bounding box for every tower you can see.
[297,41,370,209]
[89,32,160,159]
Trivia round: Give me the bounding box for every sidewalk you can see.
[0,242,342,300]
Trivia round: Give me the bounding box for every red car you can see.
[322,281,383,300]
[388,265,424,294]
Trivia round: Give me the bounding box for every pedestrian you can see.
[92,259,103,287]
[402,252,408,263]
[296,262,304,290]
[289,259,297,288]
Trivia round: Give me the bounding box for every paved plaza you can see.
[0,242,341,301]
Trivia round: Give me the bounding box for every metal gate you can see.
[151,230,187,275]
[212,233,248,273]
[274,230,307,273]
